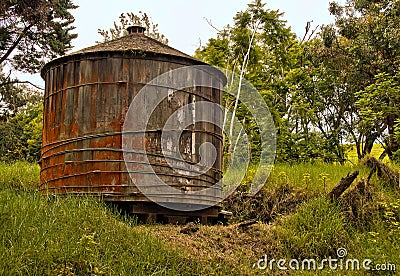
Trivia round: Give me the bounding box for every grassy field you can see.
[346,143,390,163]
[0,162,233,275]
[0,161,399,275]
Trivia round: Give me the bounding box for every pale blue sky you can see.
[72,0,339,54]
[18,0,342,86]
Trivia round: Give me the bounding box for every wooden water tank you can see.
[40,26,226,221]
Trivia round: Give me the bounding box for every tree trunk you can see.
[327,171,359,201]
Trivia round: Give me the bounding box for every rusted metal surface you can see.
[40,30,226,216]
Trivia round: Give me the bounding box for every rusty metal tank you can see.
[40,26,226,221]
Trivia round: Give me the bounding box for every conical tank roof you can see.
[41,25,209,78]
[72,25,197,61]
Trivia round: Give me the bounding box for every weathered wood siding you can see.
[40,52,224,208]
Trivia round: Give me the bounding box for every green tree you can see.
[321,0,400,160]
[0,0,78,74]
[357,73,400,160]
[295,36,357,163]
[0,68,42,121]
[0,0,76,162]
[196,0,297,163]
[0,100,43,162]
[0,69,44,162]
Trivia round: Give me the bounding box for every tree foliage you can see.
[0,98,43,162]
[0,67,42,121]
[196,0,400,163]
[196,0,344,163]
[2,0,400,164]
[0,0,78,73]
[0,0,77,162]
[357,73,400,159]
[196,0,299,163]
[325,0,400,160]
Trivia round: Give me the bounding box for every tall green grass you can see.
[226,161,370,195]
[0,190,237,275]
[0,163,234,275]
[1,161,398,275]
[279,197,350,260]
[225,160,399,274]
[266,162,370,194]
[347,143,390,163]
[0,161,40,191]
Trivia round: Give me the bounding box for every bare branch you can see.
[1,80,44,90]
[229,23,258,145]
[203,17,221,32]
[301,21,313,43]
[0,24,33,65]
[300,21,319,43]
[307,25,320,41]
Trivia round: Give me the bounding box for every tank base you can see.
[113,201,221,225]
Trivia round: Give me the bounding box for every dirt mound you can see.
[223,183,311,223]
[141,222,281,273]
